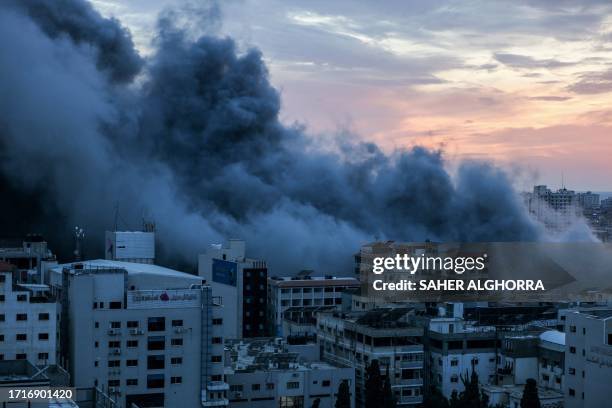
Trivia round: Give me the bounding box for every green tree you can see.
[382,366,396,408]
[520,378,541,408]
[365,359,384,408]
[335,381,351,408]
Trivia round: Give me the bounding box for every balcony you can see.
[207,381,229,391]
[201,398,229,407]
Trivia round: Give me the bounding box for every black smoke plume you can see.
[0,0,543,274]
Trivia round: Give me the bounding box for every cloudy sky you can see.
[92,0,612,191]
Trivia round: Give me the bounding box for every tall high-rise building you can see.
[199,240,268,339]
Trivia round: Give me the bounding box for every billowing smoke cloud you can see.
[0,0,545,274]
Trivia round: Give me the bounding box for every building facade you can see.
[199,239,268,339]
[49,259,227,408]
[317,308,424,407]
[268,274,360,337]
[0,262,58,367]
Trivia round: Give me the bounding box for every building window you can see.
[95,321,99,328]
[110,321,121,329]
[570,325,576,333]
[108,341,120,348]
[147,355,165,370]
[17,294,27,302]
[16,353,27,360]
[230,385,243,392]
[171,357,183,365]
[266,383,274,390]
[16,314,27,321]
[0,314,4,322]
[38,313,50,321]
[127,321,139,328]
[252,384,260,391]
[147,336,165,351]
[451,360,458,366]
[108,380,120,387]
[322,380,331,387]
[38,333,49,340]
[608,333,612,346]
[126,359,138,367]
[0,335,4,342]
[287,381,299,389]
[212,337,222,344]
[569,346,576,354]
[171,376,182,384]
[127,379,138,386]
[212,318,223,325]
[211,355,222,363]
[108,360,120,367]
[568,368,576,375]
[171,338,183,346]
[172,319,183,327]
[148,317,165,332]
[109,301,122,309]
[569,388,575,397]
[16,333,27,341]
[127,340,138,348]
[38,353,49,360]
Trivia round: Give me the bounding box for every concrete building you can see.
[525,185,581,231]
[317,308,424,407]
[564,309,612,408]
[0,235,56,283]
[105,231,155,264]
[427,317,500,399]
[224,338,355,408]
[199,240,268,339]
[48,259,227,408]
[0,262,58,367]
[538,330,565,392]
[268,273,360,336]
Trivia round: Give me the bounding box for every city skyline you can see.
[92,0,612,191]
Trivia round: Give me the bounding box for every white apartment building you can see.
[317,308,424,407]
[268,274,360,336]
[564,309,612,408]
[225,338,355,408]
[427,317,499,398]
[0,262,58,366]
[49,259,227,408]
[199,240,268,339]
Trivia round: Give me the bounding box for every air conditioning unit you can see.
[129,329,143,335]
[174,327,186,334]
[112,348,121,355]
[108,329,118,335]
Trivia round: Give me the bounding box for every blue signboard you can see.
[212,258,237,286]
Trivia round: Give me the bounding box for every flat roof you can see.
[52,259,200,282]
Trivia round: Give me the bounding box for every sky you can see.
[91,0,612,192]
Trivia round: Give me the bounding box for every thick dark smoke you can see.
[0,0,544,274]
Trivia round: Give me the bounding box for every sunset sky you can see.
[93,0,612,191]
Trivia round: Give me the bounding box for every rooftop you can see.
[53,259,200,282]
[539,330,565,346]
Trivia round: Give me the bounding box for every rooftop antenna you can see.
[561,171,565,190]
[73,226,85,261]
